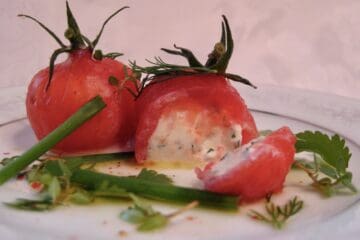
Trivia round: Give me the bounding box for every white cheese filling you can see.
[146,110,243,163]
[210,136,265,176]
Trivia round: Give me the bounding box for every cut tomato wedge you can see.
[196,127,296,202]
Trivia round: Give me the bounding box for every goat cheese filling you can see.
[146,109,243,163]
[210,136,267,176]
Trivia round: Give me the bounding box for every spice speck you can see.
[118,230,128,238]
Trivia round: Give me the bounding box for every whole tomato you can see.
[24,3,136,154]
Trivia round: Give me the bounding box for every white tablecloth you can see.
[0,0,359,100]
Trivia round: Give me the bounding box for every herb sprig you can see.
[248,196,304,229]
[294,131,357,196]
[120,194,198,232]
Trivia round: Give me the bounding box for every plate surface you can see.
[0,84,359,240]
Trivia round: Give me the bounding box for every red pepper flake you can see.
[16,173,26,180]
[30,181,44,191]
[118,230,128,238]
[186,216,195,221]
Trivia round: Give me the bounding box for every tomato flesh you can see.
[26,49,136,154]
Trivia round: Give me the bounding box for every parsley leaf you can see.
[120,194,198,232]
[294,131,357,196]
[296,131,351,173]
[120,194,168,231]
[133,168,173,185]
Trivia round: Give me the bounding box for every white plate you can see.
[0,84,359,240]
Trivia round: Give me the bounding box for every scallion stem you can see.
[0,96,106,185]
[71,169,239,211]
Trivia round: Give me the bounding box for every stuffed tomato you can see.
[135,74,258,164]
[196,127,296,202]
[132,15,259,164]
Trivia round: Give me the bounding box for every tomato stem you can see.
[19,1,129,91]
[92,6,129,50]
[0,96,106,185]
[18,14,66,48]
[132,15,256,94]
[71,169,239,211]
[65,1,85,49]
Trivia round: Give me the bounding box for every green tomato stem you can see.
[0,96,106,185]
[71,169,239,211]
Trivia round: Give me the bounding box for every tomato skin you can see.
[134,74,259,163]
[26,49,136,154]
[196,127,296,202]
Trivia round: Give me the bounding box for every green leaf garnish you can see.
[133,168,173,185]
[4,152,132,210]
[120,194,198,232]
[120,194,168,231]
[48,177,61,203]
[137,213,168,232]
[296,131,351,172]
[70,189,94,205]
[5,198,54,211]
[248,196,303,229]
[294,131,357,196]
[120,207,146,224]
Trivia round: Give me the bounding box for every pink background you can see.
[1,0,359,99]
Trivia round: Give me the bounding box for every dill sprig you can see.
[248,196,304,229]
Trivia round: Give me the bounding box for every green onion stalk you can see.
[0,96,106,185]
[72,169,239,211]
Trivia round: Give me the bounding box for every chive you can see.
[0,96,106,185]
[71,169,239,211]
